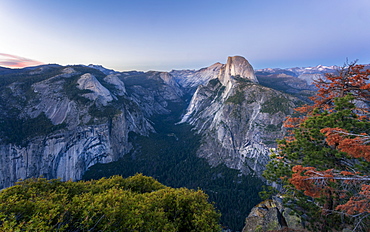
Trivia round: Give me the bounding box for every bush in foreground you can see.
[0,174,221,231]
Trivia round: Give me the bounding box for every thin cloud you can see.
[0,53,44,68]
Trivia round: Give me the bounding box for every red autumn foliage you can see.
[290,165,331,198]
[340,171,355,176]
[336,184,370,214]
[321,128,370,162]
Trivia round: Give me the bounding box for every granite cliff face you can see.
[180,56,299,176]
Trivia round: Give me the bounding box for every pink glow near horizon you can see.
[0,53,44,68]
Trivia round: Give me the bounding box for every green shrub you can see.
[0,175,221,231]
[260,96,290,114]
[226,90,245,105]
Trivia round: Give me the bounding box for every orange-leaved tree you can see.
[263,62,370,232]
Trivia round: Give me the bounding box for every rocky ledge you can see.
[242,196,306,232]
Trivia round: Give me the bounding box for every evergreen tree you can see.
[262,62,370,231]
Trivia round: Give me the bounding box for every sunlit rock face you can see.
[218,56,258,86]
[180,56,299,176]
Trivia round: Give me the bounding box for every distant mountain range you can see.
[258,64,338,75]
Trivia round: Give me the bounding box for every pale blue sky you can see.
[1,0,369,71]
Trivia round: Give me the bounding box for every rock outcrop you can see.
[77,73,115,105]
[242,197,305,232]
[103,74,126,95]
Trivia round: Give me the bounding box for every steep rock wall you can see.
[180,56,298,176]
